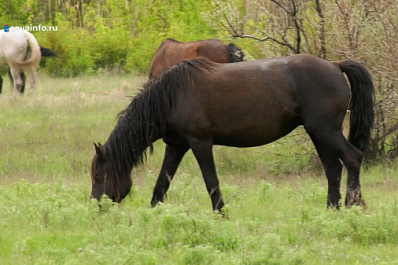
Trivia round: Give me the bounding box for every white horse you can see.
[0,29,41,94]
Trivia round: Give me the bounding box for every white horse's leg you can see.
[26,68,37,94]
[9,68,24,95]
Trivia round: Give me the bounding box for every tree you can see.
[209,0,398,161]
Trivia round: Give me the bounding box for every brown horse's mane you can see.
[227,43,245,62]
[104,58,216,178]
[165,38,179,42]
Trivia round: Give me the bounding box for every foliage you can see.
[208,0,398,162]
[1,167,398,264]
[1,0,217,76]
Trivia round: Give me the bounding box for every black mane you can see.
[103,58,215,178]
[227,43,245,62]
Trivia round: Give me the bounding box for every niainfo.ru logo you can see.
[3,24,58,32]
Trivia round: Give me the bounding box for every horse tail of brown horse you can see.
[335,61,375,152]
[227,43,245,62]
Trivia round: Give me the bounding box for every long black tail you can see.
[40,46,57,57]
[227,43,245,62]
[337,61,375,151]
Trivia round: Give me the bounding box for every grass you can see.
[0,74,398,264]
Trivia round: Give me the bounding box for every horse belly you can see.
[173,101,300,147]
[212,116,300,147]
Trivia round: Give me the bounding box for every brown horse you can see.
[91,54,374,212]
[149,38,244,78]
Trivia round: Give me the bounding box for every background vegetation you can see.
[1,0,398,264]
[1,0,218,75]
[2,0,398,159]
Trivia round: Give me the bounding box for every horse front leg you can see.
[188,137,225,212]
[151,143,189,207]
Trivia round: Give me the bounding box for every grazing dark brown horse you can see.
[91,54,374,212]
[148,38,244,78]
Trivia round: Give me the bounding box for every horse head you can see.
[90,142,132,202]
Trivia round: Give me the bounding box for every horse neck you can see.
[105,106,163,179]
[105,68,191,179]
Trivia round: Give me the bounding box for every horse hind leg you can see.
[9,68,24,95]
[7,69,13,92]
[20,72,26,93]
[340,142,366,208]
[321,133,366,208]
[9,70,27,93]
[310,135,344,209]
[22,68,36,94]
[308,128,365,209]
[27,70,36,94]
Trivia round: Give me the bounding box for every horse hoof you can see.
[346,198,367,210]
[358,199,367,210]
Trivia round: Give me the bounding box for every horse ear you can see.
[94,142,106,161]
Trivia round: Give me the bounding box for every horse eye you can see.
[94,175,101,183]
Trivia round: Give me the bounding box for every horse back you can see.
[195,39,231,63]
[0,30,41,68]
[149,39,233,77]
[167,55,350,147]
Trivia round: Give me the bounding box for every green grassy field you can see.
[0,75,397,265]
